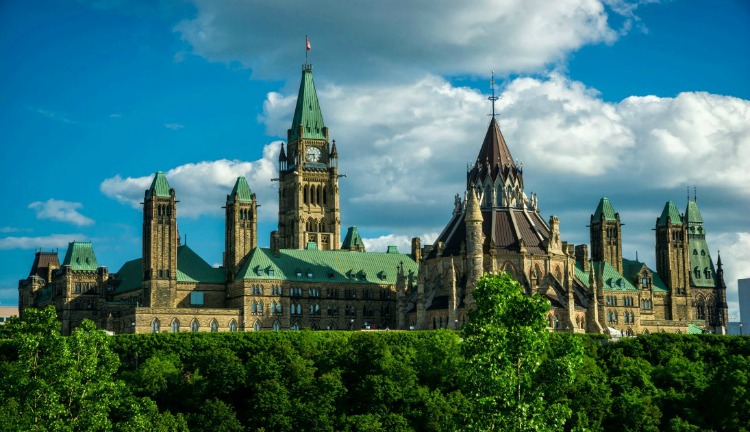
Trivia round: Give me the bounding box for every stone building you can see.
[18,61,727,336]
[18,61,418,335]
[404,98,728,335]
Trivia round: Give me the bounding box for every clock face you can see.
[305,146,322,162]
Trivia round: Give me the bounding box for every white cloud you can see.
[362,233,440,253]
[100,147,279,220]
[28,199,95,226]
[164,123,185,130]
[175,0,623,82]
[0,234,87,250]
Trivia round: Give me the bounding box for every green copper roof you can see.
[688,238,716,288]
[657,201,683,226]
[574,261,639,292]
[61,241,99,271]
[686,199,704,224]
[146,171,171,198]
[236,247,418,285]
[289,65,326,141]
[687,323,705,334]
[593,197,617,222]
[176,245,225,284]
[341,226,365,250]
[227,176,254,204]
[112,258,142,294]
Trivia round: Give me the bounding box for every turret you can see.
[142,171,178,307]
[224,176,257,281]
[589,197,623,273]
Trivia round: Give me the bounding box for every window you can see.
[171,319,179,333]
[310,303,321,315]
[190,292,204,306]
[704,268,711,279]
[191,319,199,332]
[258,301,264,314]
[210,319,219,332]
[151,318,160,333]
[309,288,320,298]
[229,320,237,332]
[292,322,300,331]
[254,320,261,331]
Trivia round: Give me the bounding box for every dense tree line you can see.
[1,274,748,431]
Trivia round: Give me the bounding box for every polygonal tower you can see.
[142,171,178,307]
[277,63,341,250]
[224,176,257,281]
[655,201,689,319]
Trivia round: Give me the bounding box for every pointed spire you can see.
[341,226,365,251]
[146,171,171,198]
[686,197,704,225]
[330,139,338,158]
[465,186,483,223]
[278,142,286,161]
[227,176,254,204]
[289,64,326,142]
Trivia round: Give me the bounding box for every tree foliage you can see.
[461,272,583,431]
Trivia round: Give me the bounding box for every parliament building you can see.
[18,61,728,336]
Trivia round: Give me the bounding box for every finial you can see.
[687,186,690,203]
[305,35,311,66]
[488,70,499,119]
[636,251,639,261]
[694,186,697,202]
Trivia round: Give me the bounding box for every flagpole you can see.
[305,35,309,65]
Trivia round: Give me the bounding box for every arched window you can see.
[191,319,199,332]
[304,185,309,204]
[704,267,711,279]
[229,320,237,332]
[258,301,264,314]
[272,320,281,331]
[251,301,257,314]
[328,322,337,330]
[170,318,179,333]
[151,318,160,333]
[210,319,219,332]
[253,320,261,331]
[695,295,706,320]
[292,322,300,331]
[694,267,701,279]
[707,295,717,325]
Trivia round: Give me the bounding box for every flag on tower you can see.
[306,36,311,51]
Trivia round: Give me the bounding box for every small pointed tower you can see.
[224,176,257,281]
[464,185,484,309]
[655,201,689,319]
[142,171,178,307]
[277,61,341,250]
[341,226,366,252]
[715,252,729,329]
[590,197,623,274]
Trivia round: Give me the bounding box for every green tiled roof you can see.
[686,200,703,224]
[146,171,171,198]
[176,245,225,284]
[112,258,142,294]
[61,241,99,271]
[289,65,326,141]
[593,197,617,222]
[575,261,638,292]
[651,272,668,293]
[236,247,418,285]
[341,226,365,250]
[688,323,705,334]
[657,201,682,226]
[688,238,716,288]
[227,176,254,204]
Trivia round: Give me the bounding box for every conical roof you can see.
[227,176,254,203]
[289,64,326,141]
[146,171,171,198]
[467,118,522,187]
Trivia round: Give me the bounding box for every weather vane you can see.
[488,71,499,118]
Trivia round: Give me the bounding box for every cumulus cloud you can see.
[0,233,87,250]
[175,0,623,82]
[362,233,440,253]
[100,145,279,220]
[28,200,95,226]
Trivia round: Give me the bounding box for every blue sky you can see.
[1,0,749,318]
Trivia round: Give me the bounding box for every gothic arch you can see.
[695,294,706,320]
[253,320,261,331]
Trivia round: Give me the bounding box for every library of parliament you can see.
[18,61,728,336]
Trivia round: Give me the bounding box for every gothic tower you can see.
[655,201,689,320]
[224,176,257,281]
[277,63,341,250]
[142,171,178,307]
[590,197,623,273]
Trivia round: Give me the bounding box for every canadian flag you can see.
[306,36,311,51]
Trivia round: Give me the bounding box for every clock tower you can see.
[277,63,341,250]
